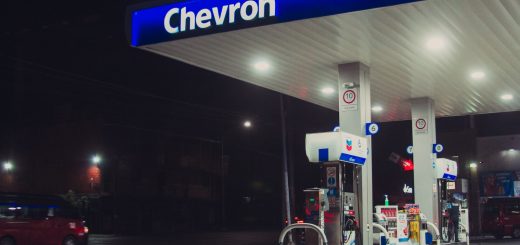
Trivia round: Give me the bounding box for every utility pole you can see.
[280,94,294,244]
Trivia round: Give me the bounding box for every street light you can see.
[469,162,478,169]
[3,162,13,172]
[243,120,252,128]
[91,155,102,165]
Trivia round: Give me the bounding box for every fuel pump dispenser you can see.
[344,192,357,245]
[373,213,388,244]
[419,213,432,245]
[306,131,368,245]
[434,158,459,243]
[304,188,329,245]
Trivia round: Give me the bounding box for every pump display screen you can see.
[304,191,322,226]
[305,193,319,213]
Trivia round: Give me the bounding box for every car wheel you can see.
[62,236,77,245]
[513,227,520,239]
[0,237,16,245]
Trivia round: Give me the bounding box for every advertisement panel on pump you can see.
[435,158,458,181]
[305,131,367,165]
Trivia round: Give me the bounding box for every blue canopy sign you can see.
[128,0,422,46]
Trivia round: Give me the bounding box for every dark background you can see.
[2,0,520,235]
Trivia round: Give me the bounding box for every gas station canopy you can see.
[129,0,520,122]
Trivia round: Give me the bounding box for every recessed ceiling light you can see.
[426,36,446,51]
[470,71,486,80]
[321,87,335,95]
[253,60,271,72]
[501,94,514,101]
[372,106,383,112]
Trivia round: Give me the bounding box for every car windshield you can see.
[0,204,18,219]
[0,196,80,220]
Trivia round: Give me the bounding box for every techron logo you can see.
[163,0,276,34]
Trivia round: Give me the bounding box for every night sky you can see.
[3,0,520,232]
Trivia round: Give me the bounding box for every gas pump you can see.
[373,213,388,244]
[344,192,357,245]
[306,131,368,245]
[304,188,329,245]
[435,158,459,243]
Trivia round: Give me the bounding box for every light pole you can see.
[468,161,479,235]
[89,154,102,191]
[220,120,253,229]
[91,155,102,165]
[2,161,14,189]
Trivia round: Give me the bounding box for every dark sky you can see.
[3,0,520,227]
[0,0,338,227]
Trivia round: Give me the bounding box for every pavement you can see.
[88,233,520,245]
[88,231,280,245]
[466,237,520,245]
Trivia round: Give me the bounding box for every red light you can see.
[401,159,414,171]
[324,211,335,223]
[297,220,304,224]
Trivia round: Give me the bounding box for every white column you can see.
[338,62,373,245]
[411,97,439,226]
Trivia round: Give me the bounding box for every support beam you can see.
[338,62,373,245]
[411,97,439,226]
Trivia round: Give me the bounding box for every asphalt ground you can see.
[88,233,520,245]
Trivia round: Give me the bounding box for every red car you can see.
[0,193,88,245]
[482,197,520,239]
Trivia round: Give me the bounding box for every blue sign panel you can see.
[327,177,336,186]
[129,0,422,46]
[433,143,444,154]
[318,148,329,162]
[339,153,366,166]
[442,173,457,181]
[365,122,380,136]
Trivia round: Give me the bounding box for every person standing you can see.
[449,197,461,242]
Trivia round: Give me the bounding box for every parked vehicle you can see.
[482,197,520,239]
[0,193,88,245]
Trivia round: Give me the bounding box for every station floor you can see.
[88,233,519,245]
[88,231,279,245]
